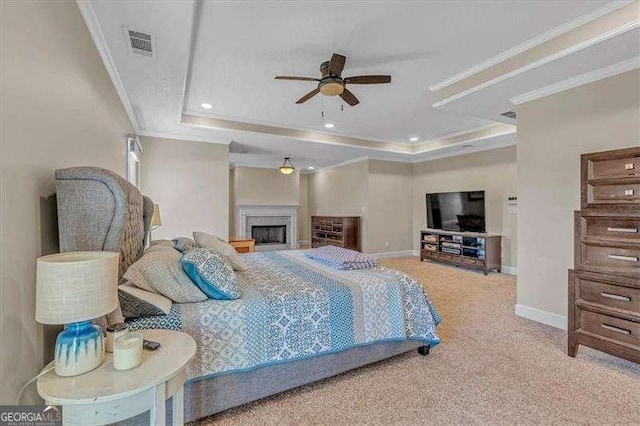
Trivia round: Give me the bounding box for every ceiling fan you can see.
[274,53,391,106]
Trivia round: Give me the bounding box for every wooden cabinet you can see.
[419,229,501,275]
[228,237,255,253]
[311,216,361,252]
[569,146,640,364]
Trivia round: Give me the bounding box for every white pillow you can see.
[193,231,250,271]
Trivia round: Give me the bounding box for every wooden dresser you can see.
[311,216,361,252]
[568,146,639,363]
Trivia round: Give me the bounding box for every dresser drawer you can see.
[577,241,640,278]
[576,277,640,315]
[439,253,461,263]
[590,155,639,180]
[462,257,483,267]
[578,309,640,350]
[580,216,640,241]
[590,182,640,205]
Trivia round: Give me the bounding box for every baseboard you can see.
[515,304,567,330]
[370,250,417,259]
[501,265,517,275]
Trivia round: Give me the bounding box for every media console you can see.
[420,229,502,275]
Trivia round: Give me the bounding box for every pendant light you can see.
[279,157,295,175]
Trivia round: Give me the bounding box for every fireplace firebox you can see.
[251,225,287,245]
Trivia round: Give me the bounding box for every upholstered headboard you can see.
[55,167,154,278]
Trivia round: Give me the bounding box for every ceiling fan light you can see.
[279,157,295,175]
[319,80,344,97]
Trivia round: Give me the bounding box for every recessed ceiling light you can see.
[201,103,213,109]
[324,123,335,129]
[308,166,315,170]
[410,137,419,142]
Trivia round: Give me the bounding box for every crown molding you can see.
[412,135,517,164]
[509,57,640,105]
[308,156,371,173]
[414,124,515,154]
[76,0,141,132]
[176,1,202,125]
[182,110,416,147]
[432,17,640,109]
[137,130,231,145]
[428,0,634,92]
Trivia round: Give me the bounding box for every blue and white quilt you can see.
[127,250,441,382]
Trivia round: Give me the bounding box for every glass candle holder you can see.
[105,323,129,353]
[113,332,143,370]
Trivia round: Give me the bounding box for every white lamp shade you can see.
[151,204,162,228]
[36,251,119,324]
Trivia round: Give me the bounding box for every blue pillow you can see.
[181,249,240,300]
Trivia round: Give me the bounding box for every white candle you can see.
[113,333,143,370]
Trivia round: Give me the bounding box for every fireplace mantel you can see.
[236,204,299,250]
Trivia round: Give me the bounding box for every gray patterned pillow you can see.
[150,239,175,248]
[173,237,198,253]
[124,248,207,303]
[181,248,240,300]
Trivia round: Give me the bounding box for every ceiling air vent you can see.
[500,110,517,120]
[125,28,155,58]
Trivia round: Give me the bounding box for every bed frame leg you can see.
[417,345,430,356]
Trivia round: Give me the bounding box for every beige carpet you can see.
[193,258,640,425]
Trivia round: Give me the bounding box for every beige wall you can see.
[233,167,299,205]
[299,174,310,242]
[413,147,518,269]
[516,70,640,323]
[229,168,236,236]
[140,137,229,240]
[1,1,134,403]
[309,160,370,251]
[368,161,414,253]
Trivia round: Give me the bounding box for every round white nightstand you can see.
[37,329,196,426]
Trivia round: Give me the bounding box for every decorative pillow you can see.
[173,237,198,253]
[193,231,249,271]
[118,282,172,318]
[145,244,179,254]
[150,239,175,248]
[124,248,207,303]
[181,248,240,300]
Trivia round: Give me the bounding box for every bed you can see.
[55,166,441,422]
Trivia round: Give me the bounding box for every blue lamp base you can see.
[54,320,105,377]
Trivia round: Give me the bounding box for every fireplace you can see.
[252,225,287,246]
[236,204,299,251]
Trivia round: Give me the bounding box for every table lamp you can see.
[151,204,162,230]
[36,251,119,376]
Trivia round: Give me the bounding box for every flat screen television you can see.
[426,191,486,232]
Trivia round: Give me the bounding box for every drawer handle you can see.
[601,323,632,335]
[601,292,632,302]
[608,254,638,262]
[624,189,635,196]
[607,227,638,233]
[625,162,635,170]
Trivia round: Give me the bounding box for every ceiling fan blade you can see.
[296,88,320,104]
[275,76,319,81]
[344,75,391,84]
[328,53,346,75]
[340,88,360,106]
